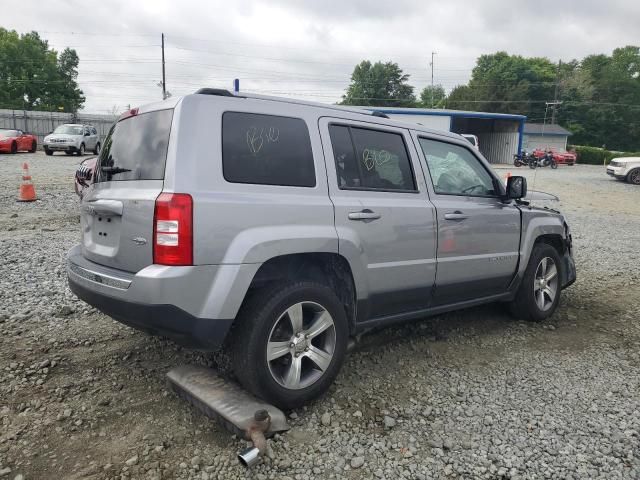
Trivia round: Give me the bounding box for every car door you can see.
[319,118,437,320]
[17,130,27,150]
[83,127,94,150]
[412,133,521,305]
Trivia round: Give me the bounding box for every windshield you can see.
[53,125,84,135]
[97,109,173,182]
[0,129,19,138]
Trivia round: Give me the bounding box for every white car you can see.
[43,124,100,156]
[606,157,640,185]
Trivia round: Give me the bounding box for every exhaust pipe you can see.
[238,409,271,467]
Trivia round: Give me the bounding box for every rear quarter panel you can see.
[163,95,338,266]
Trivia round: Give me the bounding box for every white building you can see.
[522,123,572,152]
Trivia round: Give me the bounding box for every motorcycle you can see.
[529,150,557,169]
[513,150,536,167]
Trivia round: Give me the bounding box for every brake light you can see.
[118,107,139,122]
[153,193,193,266]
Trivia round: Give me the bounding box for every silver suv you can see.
[44,124,100,156]
[67,89,576,408]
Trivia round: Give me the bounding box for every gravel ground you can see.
[1,152,639,480]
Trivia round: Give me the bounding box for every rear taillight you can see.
[153,193,193,266]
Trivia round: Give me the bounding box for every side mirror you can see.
[506,175,527,199]
[84,132,90,136]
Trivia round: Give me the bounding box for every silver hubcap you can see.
[533,257,558,311]
[266,301,336,390]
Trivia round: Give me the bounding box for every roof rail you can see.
[371,111,389,119]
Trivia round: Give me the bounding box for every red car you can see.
[0,129,38,154]
[532,148,577,166]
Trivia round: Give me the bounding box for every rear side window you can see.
[97,109,173,182]
[328,124,416,191]
[222,112,315,187]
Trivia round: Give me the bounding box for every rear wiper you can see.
[101,166,131,175]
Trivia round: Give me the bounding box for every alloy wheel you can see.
[266,301,336,390]
[629,170,640,185]
[533,257,558,311]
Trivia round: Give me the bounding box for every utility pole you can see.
[161,33,167,100]
[551,60,561,124]
[429,51,437,108]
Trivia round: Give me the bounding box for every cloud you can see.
[2,0,638,112]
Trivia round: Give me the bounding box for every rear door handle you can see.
[443,211,468,221]
[348,209,381,221]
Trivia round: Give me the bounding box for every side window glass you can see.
[418,138,496,196]
[328,125,416,191]
[222,112,316,187]
[92,127,97,135]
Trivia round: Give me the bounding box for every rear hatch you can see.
[80,108,174,273]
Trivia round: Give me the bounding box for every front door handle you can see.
[348,209,381,221]
[444,211,468,221]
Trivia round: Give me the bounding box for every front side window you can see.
[222,112,315,187]
[329,124,416,191]
[418,138,497,196]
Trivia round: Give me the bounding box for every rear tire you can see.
[510,243,562,322]
[529,160,537,169]
[10,142,17,154]
[551,160,558,169]
[228,281,349,409]
[627,168,640,185]
[29,141,37,153]
[93,142,101,155]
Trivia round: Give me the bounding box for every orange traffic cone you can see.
[17,162,37,202]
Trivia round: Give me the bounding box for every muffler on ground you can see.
[166,365,289,467]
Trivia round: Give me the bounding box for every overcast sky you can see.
[4,0,639,113]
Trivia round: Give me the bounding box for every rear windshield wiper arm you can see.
[101,166,132,175]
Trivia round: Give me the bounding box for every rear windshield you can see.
[97,109,173,182]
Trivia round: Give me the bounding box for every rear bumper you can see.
[66,244,260,350]
[69,278,233,350]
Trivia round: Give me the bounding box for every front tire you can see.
[10,142,17,154]
[29,141,37,153]
[510,243,562,322]
[551,160,558,169]
[229,281,349,409]
[77,144,85,156]
[529,160,537,169]
[45,148,53,156]
[627,169,640,185]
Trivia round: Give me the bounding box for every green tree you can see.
[341,60,416,107]
[419,84,446,108]
[558,46,640,151]
[445,52,557,120]
[0,28,85,112]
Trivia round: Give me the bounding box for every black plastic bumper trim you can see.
[68,277,233,351]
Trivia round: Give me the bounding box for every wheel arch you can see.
[247,252,358,334]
